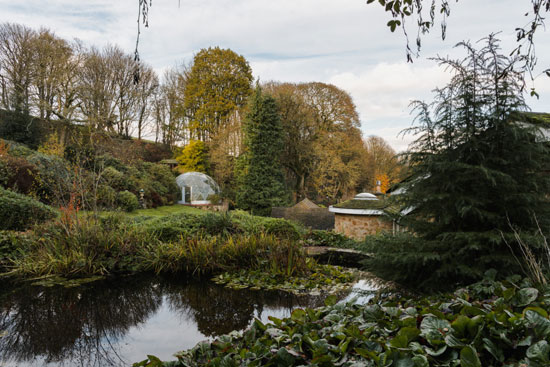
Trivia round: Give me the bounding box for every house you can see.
[329,192,393,240]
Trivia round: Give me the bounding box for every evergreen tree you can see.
[367,36,550,289]
[0,108,39,148]
[236,88,288,215]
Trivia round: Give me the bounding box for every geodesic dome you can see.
[176,172,220,204]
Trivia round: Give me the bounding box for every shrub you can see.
[97,185,117,208]
[27,152,72,204]
[116,190,140,212]
[0,155,40,195]
[304,230,358,248]
[138,213,199,242]
[207,194,222,205]
[0,230,31,267]
[64,144,96,168]
[0,187,56,230]
[361,232,528,291]
[263,219,301,241]
[101,166,126,190]
[0,159,8,187]
[198,212,238,236]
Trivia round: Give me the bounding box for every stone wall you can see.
[334,214,392,240]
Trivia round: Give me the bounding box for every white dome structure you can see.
[176,172,220,205]
[354,192,378,200]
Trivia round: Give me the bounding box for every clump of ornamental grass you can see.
[139,233,309,277]
[7,211,156,277]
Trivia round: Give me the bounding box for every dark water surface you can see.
[0,275,364,367]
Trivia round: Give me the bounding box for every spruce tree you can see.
[367,36,550,289]
[236,88,288,216]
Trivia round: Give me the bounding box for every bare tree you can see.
[0,23,36,112]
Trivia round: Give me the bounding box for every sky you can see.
[0,0,548,151]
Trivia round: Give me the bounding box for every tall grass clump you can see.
[140,233,309,277]
[9,212,157,277]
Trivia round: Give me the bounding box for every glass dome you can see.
[176,172,220,204]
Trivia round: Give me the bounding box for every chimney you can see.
[375,180,382,194]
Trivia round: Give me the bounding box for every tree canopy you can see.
[183,47,253,142]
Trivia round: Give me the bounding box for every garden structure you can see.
[329,192,392,240]
[176,172,220,206]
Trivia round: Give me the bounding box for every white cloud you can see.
[0,0,548,151]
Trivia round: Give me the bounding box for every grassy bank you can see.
[1,206,357,292]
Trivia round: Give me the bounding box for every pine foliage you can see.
[236,88,288,216]
[368,36,550,289]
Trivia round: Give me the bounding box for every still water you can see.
[0,275,374,367]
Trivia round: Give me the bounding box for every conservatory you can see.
[176,172,220,205]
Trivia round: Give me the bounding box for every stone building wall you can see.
[334,214,392,240]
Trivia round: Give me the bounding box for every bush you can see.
[101,166,126,190]
[230,210,304,237]
[0,187,56,230]
[197,212,238,236]
[0,155,40,195]
[97,185,117,208]
[116,190,140,212]
[0,230,31,267]
[361,232,527,291]
[304,230,358,248]
[263,219,301,241]
[207,194,222,205]
[0,159,8,187]
[27,152,72,204]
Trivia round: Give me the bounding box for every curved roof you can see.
[176,172,220,202]
[329,192,388,215]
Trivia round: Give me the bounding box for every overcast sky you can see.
[1,0,548,151]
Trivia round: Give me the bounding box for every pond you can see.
[0,275,376,367]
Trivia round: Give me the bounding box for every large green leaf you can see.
[482,338,504,363]
[526,340,550,364]
[420,317,451,346]
[411,355,429,367]
[390,327,421,348]
[525,310,550,338]
[514,288,539,307]
[460,346,481,367]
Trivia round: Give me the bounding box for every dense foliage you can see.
[183,47,253,141]
[370,37,550,289]
[0,187,56,231]
[0,138,177,210]
[5,209,308,278]
[135,273,550,367]
[236,89,289,216]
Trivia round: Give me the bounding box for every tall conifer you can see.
[367,36,550,289]
[236,88,288,215]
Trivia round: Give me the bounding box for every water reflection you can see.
[0,276,350,366]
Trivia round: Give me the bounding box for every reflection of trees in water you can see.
[161,278,343,337]
[0,276,162,366]
[0,275,353,366]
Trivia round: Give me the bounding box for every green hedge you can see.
[0,187,56,230]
